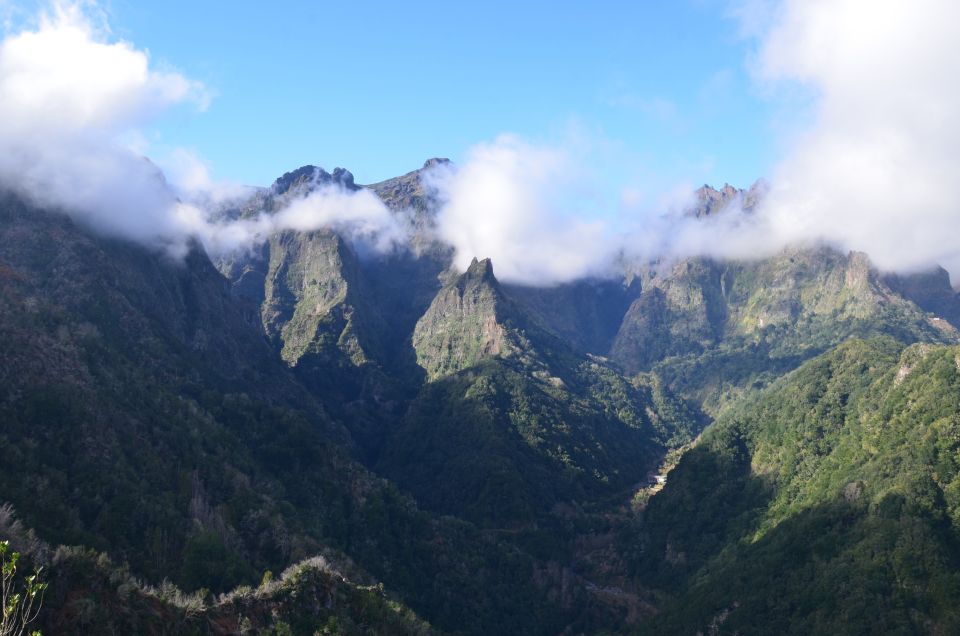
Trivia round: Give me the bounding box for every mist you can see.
[423,136,621,285]
[740,0,960,278]
[191,180,409,258]
[0,2,406,260]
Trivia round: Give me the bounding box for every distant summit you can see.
[270,165,358,195]
[690,179,767,218]
[422,157,451,170]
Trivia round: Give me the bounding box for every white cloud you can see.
[727,0,960,277]
[195,181,408,257]
[0,3,207,135]
[0,1,208,253]
[0,2,403,260]
[430,1,960,284]
[425,135,619,286]
[159,148,256,206]
[5,0,956,287]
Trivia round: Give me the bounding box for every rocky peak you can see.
[689,180,766,218]
[463,257,496,285]
[691,183,742,218]
[331,167,357,189]
[271,165,358,196]
[883,265,960,329]
[271,165,317,194]
[412,258,515,379]
[422,157,451,170]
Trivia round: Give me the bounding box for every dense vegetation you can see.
[633,338,960,633]
[0,196,581,634]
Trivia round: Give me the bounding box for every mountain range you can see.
[2,160,960,634]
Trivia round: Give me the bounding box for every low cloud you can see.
[424,136,619,285]
[738,0,960,278]
[3,1,957,286]
[193,182,409,258]
[425,0,960,284]
[0,1,207,253]
[0,2,404,259]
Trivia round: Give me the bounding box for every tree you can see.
[1,541,45,636]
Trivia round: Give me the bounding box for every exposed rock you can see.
[412,258,517,379]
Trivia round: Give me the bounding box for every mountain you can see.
[411,256,562,380]
[631,338,960,633]
[0,191,595,635]
[381,257,696,526]
[612,246,959,416]
[608,183,958,417]
[215,162,453,457]
[4,161,960,635]
[0,192,353,590]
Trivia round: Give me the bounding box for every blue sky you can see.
[98,0,776,188]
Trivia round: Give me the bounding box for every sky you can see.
[6,0,777,189]
[0,0,958,286]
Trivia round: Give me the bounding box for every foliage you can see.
[1,541,45,636]
[35,546,432,635]
[631,338,960,633]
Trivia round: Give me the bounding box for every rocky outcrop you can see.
[883,266,960,329]
[271,165,358,196]
[262,228,385,368]
[412,258,520,379]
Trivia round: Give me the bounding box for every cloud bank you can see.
[0,2,404,258]
[191,181,408,257]
[424,136,619,285]
[425,0,960,284]
[743,0,960,277]
[0,1,206,252]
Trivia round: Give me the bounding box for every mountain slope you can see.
[0,194,592,635]
[411,257,528,380]
[632,337,960,633]
[7,164,960,634]
[382,258,697,527]
[613,247,959,415]
[36,546,434,636]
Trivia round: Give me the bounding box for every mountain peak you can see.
[331,167,356,189]
[422,157,451,170]
[690,180,766,217]
[271,165,358,195]
[465,257,495,282]
[413,258,514,379]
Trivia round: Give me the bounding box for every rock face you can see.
[611,247,957,398]
[217,160,454,380]
[262,228,383,368]
[883,265,960,327]
[412,257,517,379]
[689,180,766,218]
[271,165,358,195]
[505,277,641,354]
[611,258,727,371]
